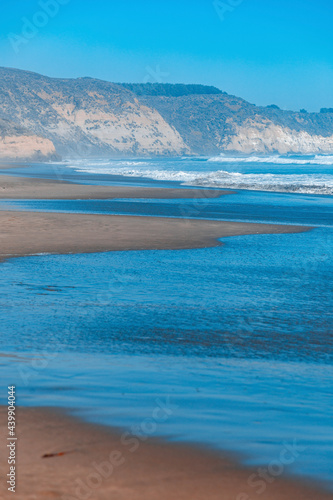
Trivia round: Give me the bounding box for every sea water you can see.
[0,155,332,490]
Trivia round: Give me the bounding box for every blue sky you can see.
[0,0,332,111]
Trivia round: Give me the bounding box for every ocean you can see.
[0,155,332,490]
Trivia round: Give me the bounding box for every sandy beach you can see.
[1,1,333,496]
[0,210,310,262]
[0,406,331,500]
[0,173,233,200]
[0,172,312,262]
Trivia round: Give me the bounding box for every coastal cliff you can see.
[136,87,333,155]
[0,67,333,159]
[0,68,189,158]
[0,118,58,161]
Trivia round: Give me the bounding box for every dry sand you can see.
[0,174,233,200]
[0,210,310,262]
[0,406,331,500]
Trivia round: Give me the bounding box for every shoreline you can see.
[0,169,312,262]
[0,173,234,200]
[0,169,324,500]
[0,210,311,262]
[0,405,331,499]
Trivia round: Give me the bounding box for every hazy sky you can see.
[1,0,332,111]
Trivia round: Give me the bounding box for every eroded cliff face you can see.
[0,134,58,161]
[0,118,58,161]
[0,68,189,157]
[1,68,333,158]
[223,118,333,154]
[137,92,333,156]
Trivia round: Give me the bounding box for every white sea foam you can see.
[208,154,333,165]
[65,156,333,195]
[185,171,333,195]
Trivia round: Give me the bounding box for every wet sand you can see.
[0,406,331,500]
[0,210,310,262]
[0,174,233,200]
[0,172,311,261]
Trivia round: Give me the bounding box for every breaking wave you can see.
[185,171,333,195]
[208,154,333,165]
[64,156,333,195]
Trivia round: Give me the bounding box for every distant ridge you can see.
[119,83,223,97]
[0,67,333,159]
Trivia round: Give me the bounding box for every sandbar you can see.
[0,174,233,200]
[0,210,310,262]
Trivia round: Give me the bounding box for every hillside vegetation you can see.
[0,68,333,158]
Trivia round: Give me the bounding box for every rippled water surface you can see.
[0,160,333,490]
[1,230,333,488]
